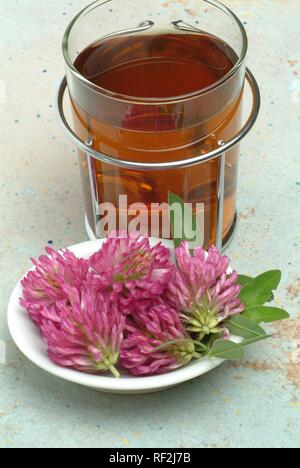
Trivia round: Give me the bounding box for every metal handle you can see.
[57,68,260,171]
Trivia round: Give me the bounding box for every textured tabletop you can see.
[0,0,299,448]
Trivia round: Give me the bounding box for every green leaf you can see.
[209,334,271,361]
[238,274,275,302]
[240,335,272,347]
[243,306,289,324]
[209,340,244,360]
[226,315,267,339]
[239,270,282,308]
[168,192,203,249]
[237,275,253,287]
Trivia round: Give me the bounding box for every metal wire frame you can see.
[57,69,260,250]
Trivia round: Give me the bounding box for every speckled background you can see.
[0,0,299,449]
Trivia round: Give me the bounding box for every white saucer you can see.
[7,238,225,394]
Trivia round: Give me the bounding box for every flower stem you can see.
[109,365,120,379]
[193,340,209,351]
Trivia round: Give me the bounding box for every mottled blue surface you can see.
[0,0,299,448]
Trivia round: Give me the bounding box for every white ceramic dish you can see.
[8,238,227,394]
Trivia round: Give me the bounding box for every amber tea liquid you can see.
[72,32,243,247]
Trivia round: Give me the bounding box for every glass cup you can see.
[60,0,259,249]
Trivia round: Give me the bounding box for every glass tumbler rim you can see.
[62,0,248,105]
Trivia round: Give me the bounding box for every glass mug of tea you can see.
[59,0,260,250]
